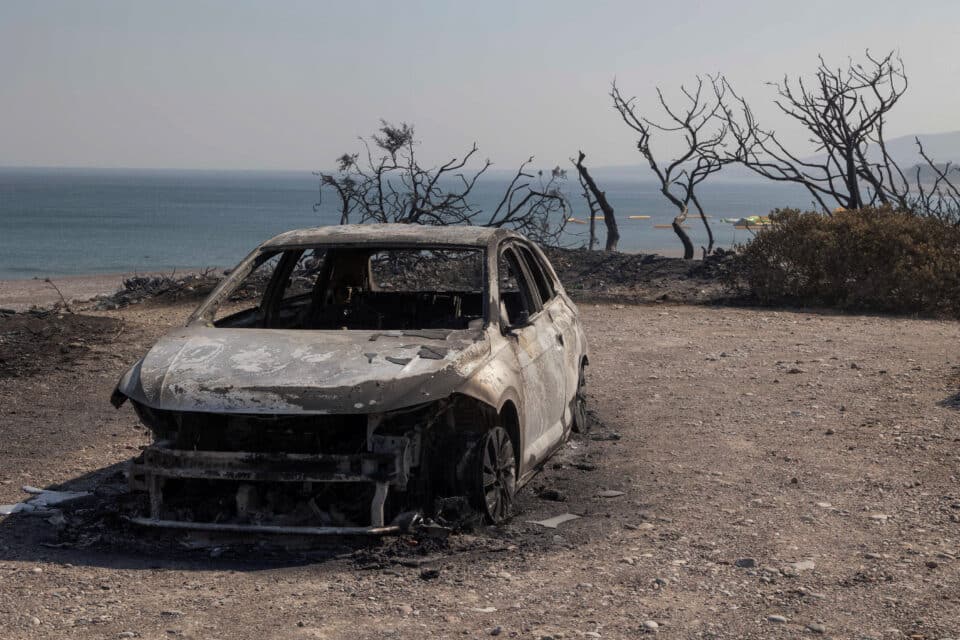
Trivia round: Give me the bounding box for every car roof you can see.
[260,223,520,250]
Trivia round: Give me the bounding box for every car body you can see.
[112,224,588,534]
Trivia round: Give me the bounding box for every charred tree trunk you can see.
[573,151,620,251]
[671,208,695,259]
[689,192,714,255]
[588,203,597,250]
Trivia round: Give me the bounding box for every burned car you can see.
[111,224,588,534]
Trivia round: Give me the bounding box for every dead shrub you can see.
[730,207,960,316]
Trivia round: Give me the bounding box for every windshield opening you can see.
[205,246,486,331]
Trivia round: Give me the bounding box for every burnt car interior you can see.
[213,247,488,331]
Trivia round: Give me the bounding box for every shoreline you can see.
[0,271,215,312]
[0,245,694,312]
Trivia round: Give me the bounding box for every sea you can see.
[0,167,815,280]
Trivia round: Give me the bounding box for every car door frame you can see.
[496,241,568,471]
[513,241,582,427]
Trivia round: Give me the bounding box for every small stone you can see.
[735,558,756,568]
[792,560,816,572]
[925,560,938,569]
[398,604,414,616]
[419,568,440,580]
[596,489,625,498]
[865,552,882,559]
[787,367,805,374]
[31,567,42,574]
[825,428,835,435]
[642,620,659,632]
[30,616,41,626]
[807,622,826,634]
[489,626,502,636]
[118,633,137,639]
[869,514,890,522]
[816,502,832,508]
[767,615,787,623]
[781,564,799,577]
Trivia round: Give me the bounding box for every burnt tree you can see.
[317,121,570,245]
[612,77,725,259]
[913,139,960,226]
[721,51,910,212]
[572,151,620,250]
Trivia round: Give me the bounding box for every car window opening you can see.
[211,246,486,331]
[498,247,541,328]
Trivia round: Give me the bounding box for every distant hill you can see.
[880,131,960,166]
[586,131,960,184]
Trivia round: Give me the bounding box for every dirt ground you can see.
[1,295,959,639]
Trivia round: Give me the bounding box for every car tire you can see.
[571,363,589,434]
[464,425,516,524]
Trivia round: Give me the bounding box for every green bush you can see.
[731,207,960,316]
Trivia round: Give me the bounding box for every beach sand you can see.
[0,272,155,311]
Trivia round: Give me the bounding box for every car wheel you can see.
[468,426,516,524]
[571,363,589,434]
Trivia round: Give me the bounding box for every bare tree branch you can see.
[721,51,909,212]
[317,121,570,244]
[612,76,726,258]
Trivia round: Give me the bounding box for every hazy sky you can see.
[1,0,958,171]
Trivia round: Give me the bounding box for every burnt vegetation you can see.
[611,76,727,259]
[0,311,121,378]
[571,151,620,251]
[720,50,960,224]
[317,121,571,245]
[708,51,960,312]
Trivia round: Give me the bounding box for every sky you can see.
[1,0,958,171]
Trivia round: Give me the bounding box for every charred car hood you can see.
[114,326,490,414]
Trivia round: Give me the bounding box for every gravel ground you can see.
[1,299,959,639]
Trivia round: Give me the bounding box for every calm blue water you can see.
[0,167,814,279]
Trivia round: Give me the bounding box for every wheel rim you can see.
[481,427,516,523]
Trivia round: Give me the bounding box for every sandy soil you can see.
[1,297,959,639]
[0,272,186,312]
